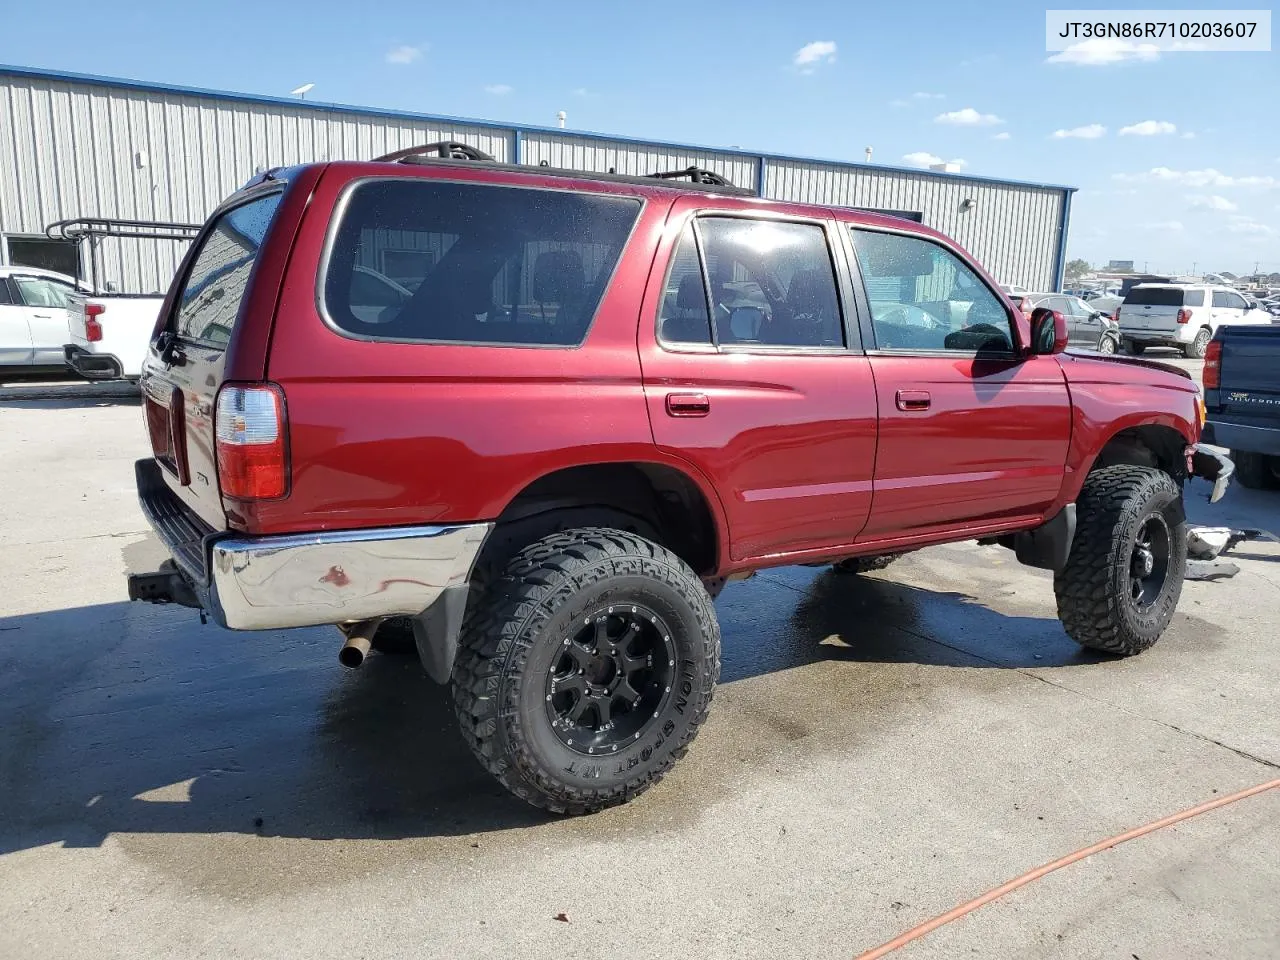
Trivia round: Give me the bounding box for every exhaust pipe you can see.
[338,618,383,669]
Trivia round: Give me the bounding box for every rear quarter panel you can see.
[1055,352,1199,504]
[247,166,732,563]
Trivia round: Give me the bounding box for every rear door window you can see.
[1125,287,1184,307]
[322,180,642,346]
[173,192,283,346]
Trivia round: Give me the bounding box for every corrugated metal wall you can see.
[0,75,511,292]
[0,69,1066,296]
[520,133,759,192]
[765,159,1064,292]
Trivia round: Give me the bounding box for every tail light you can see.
[1203,340,1222,389]
[1114,306,1120,322]
[84,302,105,343]
[1176,308,1191,324]
[215,384,288,499]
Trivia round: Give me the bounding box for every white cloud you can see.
[902,152,966,169]
[1119,120,1177,136]
[385,45,422,65]
[572,87,594,98]
[1052,124,1107,139]
[793,41,837,72]
[913,92,944,100]
[1142,221,1185,231]
[483,84,513,95]
[1182,131,1197,139]
[1114,167,1279,188]
[935,107,1003,126]
[889,99,910,107]
[1188,195,1239,212]
[992,132,1011,141]
[1046,38,1161,65]
[1228,219,1276,236]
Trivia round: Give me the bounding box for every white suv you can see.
[1118,283,1271,358]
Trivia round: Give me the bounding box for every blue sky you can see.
[3,0,1278,274]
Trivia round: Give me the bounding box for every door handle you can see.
[33,313,53,318]
[666,392,711,417]
[896,389,931,411]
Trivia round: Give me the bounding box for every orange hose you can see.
[854,777,1280,960]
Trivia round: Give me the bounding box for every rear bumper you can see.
[64,344,122,380]
[129,459,492,630]
[1203,420,1280,457]
[1119,329,1187,346]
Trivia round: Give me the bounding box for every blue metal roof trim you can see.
[0,63,1077,195]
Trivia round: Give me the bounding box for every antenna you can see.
[290,83,315,99]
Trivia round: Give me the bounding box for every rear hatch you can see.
[140,188,286,533]
[1119,285,1189,334]
[1207,326,1280,424]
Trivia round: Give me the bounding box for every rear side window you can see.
[322,180,642,346]
[174,192,283,345]
[1183,290,1205,307]
[1123,287,1184,307]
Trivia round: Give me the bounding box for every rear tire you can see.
[452,528,720,814]
[1123,340,1146,355]
[1097,335,1117,355]
[1231,450,1277,490]
[1054,466,1186,656]
[1183,328,1211,359]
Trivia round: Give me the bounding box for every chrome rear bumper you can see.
[130,459,491,630]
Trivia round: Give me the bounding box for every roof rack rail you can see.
[45,217,203,243]
[374,141,496,164]
[645,166,736,187]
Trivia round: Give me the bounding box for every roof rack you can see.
[374,141,496,164]
[45,217,203,242]
[645,166,736,187]
[366,147,753,196]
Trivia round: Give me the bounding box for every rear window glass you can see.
[174,192,282,345]
[323,180,642,346]
[1183,289,1205,307]
[1123,287,1185,307]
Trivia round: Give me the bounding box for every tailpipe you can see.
[338,618,383,669]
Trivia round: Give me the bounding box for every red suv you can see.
[129,146,1231,814]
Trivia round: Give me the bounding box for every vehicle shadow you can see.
[0,571,1095,854]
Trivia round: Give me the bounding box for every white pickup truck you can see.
[63,293,165,380]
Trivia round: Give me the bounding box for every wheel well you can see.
[1091,425,1187,481]
[496,463,719,575]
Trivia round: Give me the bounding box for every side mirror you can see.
[1029,307,1068,355]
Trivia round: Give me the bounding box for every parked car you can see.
[999,283,1029,296]
[1023,293,1120,354]
[1202,326,1280,489]
[1118,283,1272,358]
[0,266,89,373]
[1089,294,1123,319]
[63,293,165,379]
[126,150,1230,814]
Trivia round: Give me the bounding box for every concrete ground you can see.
[1,394,1276,960]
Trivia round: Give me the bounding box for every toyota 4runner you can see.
[128,145,1231,813]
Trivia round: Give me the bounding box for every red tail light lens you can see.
[1203,340,1222,389]
[1114,306,1120,322]
[84,302,105,342]
[215,384,288,500]
[1176,308,1190,324]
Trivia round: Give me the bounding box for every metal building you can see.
[0,64,1074,295]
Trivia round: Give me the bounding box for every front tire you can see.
[1184,328,1211,359]
[1054,466,1186,656]
[452,528,720,814]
